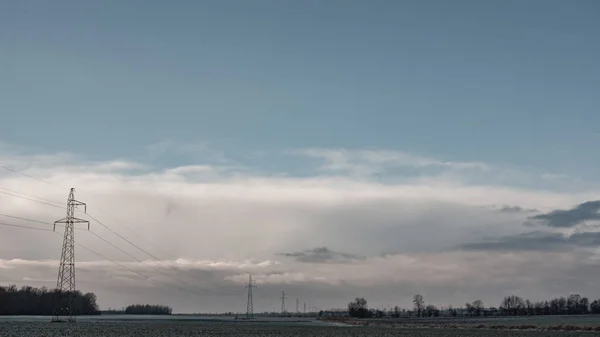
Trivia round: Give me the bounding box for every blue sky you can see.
[1,0,599,179]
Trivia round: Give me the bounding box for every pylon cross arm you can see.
[55,217,88,224]
[71,200,87,212]
[55,218,90,230]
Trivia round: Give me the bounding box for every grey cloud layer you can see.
[496,205,539,214]
[461,200,600,252]
[279,247,364,263]
[459,231,600,252]
[529,200,600,228]
[2,145,600,312]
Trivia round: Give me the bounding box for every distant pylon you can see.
[296,298,299,313]
[245,275,257,319]
[51,188,89,323]
[304,302,306,314]
[281,291,287,314]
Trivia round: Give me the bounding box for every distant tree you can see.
[523,299,533,316]
[373,309,384,318]
[424,305,439,317]
[348,297,369,318]
[500,295,524,316]
[558,297,567,314]
[472,300,484,317]
[448,305,457,317]
[591,300,600,314]
[0,285,99,316]
[567,294,581,315]
[580,297,589,315]
[465,303,473,317]
[124,304,172,315]
[393,306,400,318]
[413,294,424,317]
[533,302,545,316]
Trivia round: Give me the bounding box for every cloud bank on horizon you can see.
[1,141,600,313]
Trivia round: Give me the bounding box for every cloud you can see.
[529,200,600,228]
[2,143,600,312]
[291,148,489,177]
[459,230,600,252]
[459,231,569,252]
[279,247,364,264]
[496,205,539,214]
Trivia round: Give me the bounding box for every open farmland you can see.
[323,315,600,331]
[1,320,600,337]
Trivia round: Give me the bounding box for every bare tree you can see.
[472,300,484,316]
[465,302,473,316]
[348,297,369,318]
[413,294,424,317]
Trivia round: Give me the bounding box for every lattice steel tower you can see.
[245,275,257,319]
[281,291,287,315]
[51,188,89,323]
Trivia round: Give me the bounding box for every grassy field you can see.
[1,321,600,337]
[323,315,600,331]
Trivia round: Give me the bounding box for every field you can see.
[1,320,600,337]
[324,315,600,330]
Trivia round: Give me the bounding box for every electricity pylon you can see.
[245,275,257,319]
[281,291,287,315]
[51,188,89,323]
[296,298,299,313]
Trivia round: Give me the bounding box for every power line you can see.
[0,184,162,268]
[72,238,213,297]
[0,221,54,232]
[89,207,174,259]
[0,189,65,209]
[82,213,232,296]
[0,186,63,207]
[0,168,247,298]
[1,185,180,278]
[0,218,235,300]
[85,213,162,261]
[0,165,60,187]
[0,165,172,259]
[0,186,180,283]
[0,213,85,231]
[0,211,241,298]
[88,231,219,295]
[0,213,52,226]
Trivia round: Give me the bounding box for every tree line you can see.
[498,294,600,316]
[124,304,172,315]
[0,285,99,316]
[348,293,600,319]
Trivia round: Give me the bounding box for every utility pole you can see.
[51,188,89,323]
[304,302,306,314]
[296,298,299,313]
[245,275,257,319]
[281,291,287,315]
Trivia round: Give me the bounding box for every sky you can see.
[1,0,600,313]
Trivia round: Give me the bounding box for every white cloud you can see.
[291,148,490,177]
[1,144,600,312]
